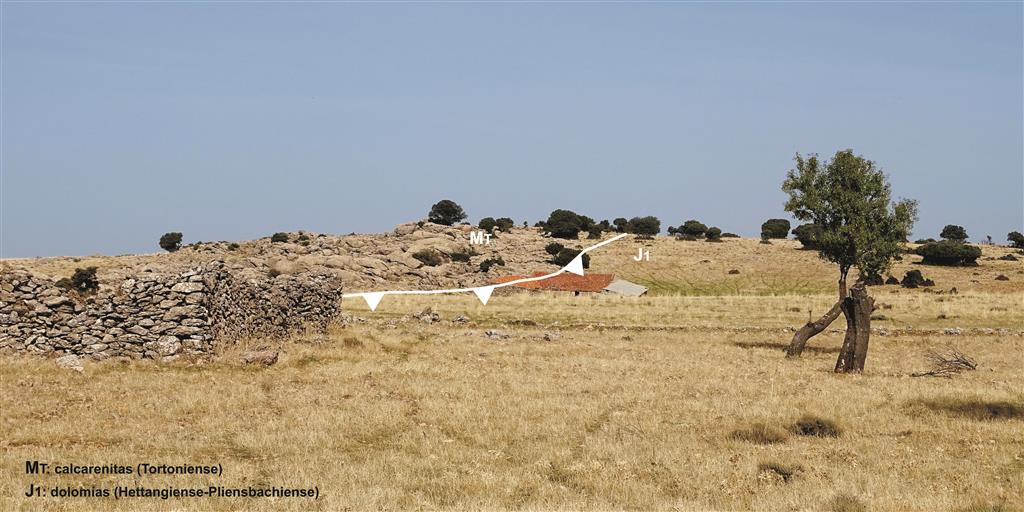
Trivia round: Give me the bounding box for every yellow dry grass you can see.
[1,237,1022,511]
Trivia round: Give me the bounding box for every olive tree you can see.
[782,150,917,372]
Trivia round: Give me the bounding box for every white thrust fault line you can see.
[341,233,630,311]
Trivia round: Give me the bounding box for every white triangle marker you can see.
[472,286,494,305]
[565,255,585,276]
[362,292,385,311]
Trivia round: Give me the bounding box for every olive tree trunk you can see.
[834,283,875,373]
[785,277,848,358]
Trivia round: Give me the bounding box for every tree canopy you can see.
[428,200,468,226]
[782,150,917,286]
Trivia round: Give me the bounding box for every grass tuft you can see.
[758,461,803,483]
[915,398,1024,421]
[730,422,788,444]
[827,493,867,512]
[790,415,842,438]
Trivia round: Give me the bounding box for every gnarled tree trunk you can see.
[785,276,848,358]
[834,283,875,373]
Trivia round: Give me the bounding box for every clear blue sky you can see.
[2,2,1021,257]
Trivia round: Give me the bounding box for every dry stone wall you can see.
[0,262,343,361]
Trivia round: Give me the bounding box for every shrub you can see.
[914,238,936,244]
[495,217,515,232]
[885,275,900,285]
[479,256,505,272]
[758,461,803,483]
[551,248,590,269]
[478,217,497,231]
[678,234,698,241]
[158,232,183,252]
[761,218,791,239]
[940,224,968,242]
[598,219,611,231]
[666,226,678,236]
[789,415,841,438]
[587,226,602,239]
[679,220,707,237]
[428,199,467,226]
[791,223,823,249]
[58,267,99,294]
[270,232,289,243]
[1008,231,1024,249]
[612,218,629,233]
[721,232,740,238]
[900,269,935,288]
[544,242,565,255]
[915,241,981,266]
[450,247,475,262]
[705,227,722,241]
[296,233,310,242]
[227,242,240,251]
[626,216,661,236]
[545,209,589,239]
[412,249,445,266]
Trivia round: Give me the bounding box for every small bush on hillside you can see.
[721,232,740,238]
[544,242,565,256]
[627,216,661,236]
[227,242,240,251]
[450,247,476,262]
[792,223,823,250]
[545,209,590,239]
[428,199,468,226]
[901,269,934,288]
[587,226,603,239]
[270,232,289,243]
[479,256,505,272]
[705,227,722,242]
[57,267,99,294]
[915,241,981,266]
[678,234,698,241]
[761,218,791,239]
[612,218,629,233]
[679,220,707,237]
[495,217,515,232]
[159,232,183,252]
[478,217,497,231]
[940,224,969,242]
[914,238,936,244]
[1008,231,1024,249]
[412,249,445,267]
[885,275,900,285]
[598,219,611,231]
[551,248,590,269]
[297,233,310,242]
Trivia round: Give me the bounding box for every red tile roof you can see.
[493,273,615,292]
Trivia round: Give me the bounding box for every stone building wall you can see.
[0,261,343,361]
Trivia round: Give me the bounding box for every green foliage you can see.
[612,218,629,233]
[940,224,968,242]
[412,249,445,267]
[551,248,590,269]
[545,209,590,239]
[914,238,936,244]
[227,243,240,251]
[705,226,722,241]
[479,256,505,272]
[270,232,289,243]
[915,240,981,266]
[428,199,467,226]
[495,217,515,232]
[59,267,99,294]
[478,217,497,231]
[782,150,918,284]
[900,269,934,288]
[544,242,565,256]
[587,226,602,239]
[1008,231,1024,249]
[760,218,791,239]
[721,232,740,238]
[598,220,611,231]
[159,232,183,252]
[679,220,707,237]
[791,223,823,250]
[626,216,661,236]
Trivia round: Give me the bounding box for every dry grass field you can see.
[2,237,1022,511]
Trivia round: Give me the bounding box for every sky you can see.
[2,2,1021,258]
